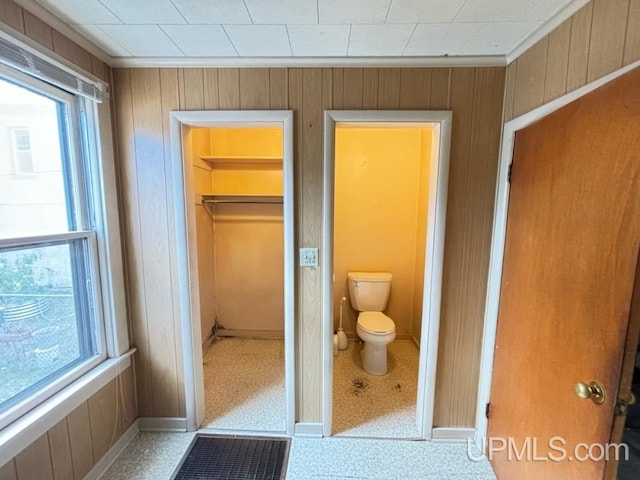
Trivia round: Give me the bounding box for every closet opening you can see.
[170,111,294,435]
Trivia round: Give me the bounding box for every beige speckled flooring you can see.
[333,340,420,438]
[202,337,286,432]
[101,432,497,479]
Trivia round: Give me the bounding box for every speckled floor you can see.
[333,340,420,438]
[202,337,286,432]
[101,432,497,480]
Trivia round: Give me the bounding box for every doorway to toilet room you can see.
[170,111,295,435]
[322,111,452,439]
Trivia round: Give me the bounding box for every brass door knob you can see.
[575,381,606,404]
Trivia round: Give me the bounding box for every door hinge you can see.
[507,163,513,183]
[485,402,491,419]
[614,392,636,416]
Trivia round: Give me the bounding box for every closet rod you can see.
[201,194,283,205]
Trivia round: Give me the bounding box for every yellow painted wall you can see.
[199,127,284,333]
[334,126,430,339]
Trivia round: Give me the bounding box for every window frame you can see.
[0,65,115,431]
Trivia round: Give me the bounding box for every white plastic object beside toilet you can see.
[347,271,395,375]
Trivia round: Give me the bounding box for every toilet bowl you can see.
[347,271,396,375]
[356,311,396,375]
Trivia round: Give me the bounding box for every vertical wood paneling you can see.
[399,68,431,109]
[240,68,270,109]
[362,69,379,108]
[342,68,363,108]
[587,0,630,82]
[120,364,138,431]
[331,68,344,109]
[203,69,219,109]
[14,435,53,480]
[23,11,52,49]
[0,461,17,480]
[0,0,23,33]
[67,403,94,479]
[47,420,73,480]
[623,0,640,65]
[513,38,548,118]
[130,69,179,417]
[566,3,594,92]
[51,31,92,73]
[88,379,118,462]
[503,64,517,122]
[218,69,240,109]
[269,68,288,109]
[543,20,571,103]
[377,68,401,109]
[183,69,204,109]
[90,55,107,82]
[430,68,451,109]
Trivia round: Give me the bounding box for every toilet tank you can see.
[347,272,392,311]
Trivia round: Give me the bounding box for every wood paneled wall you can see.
[0,367,137,480]
[113,66,505,427]
[505,0,640,121]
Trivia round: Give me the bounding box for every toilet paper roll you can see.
[333,334,338,356]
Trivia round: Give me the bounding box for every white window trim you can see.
[0,51,130,462]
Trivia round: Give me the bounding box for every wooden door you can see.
[488,67,640,480]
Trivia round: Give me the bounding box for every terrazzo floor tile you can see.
[202,337,286,432]
[99,432,195,480]
[333,340,420,438]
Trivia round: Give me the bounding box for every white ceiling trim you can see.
[109,55,507,68]
[12,0,112,63]
[505,0,591,64]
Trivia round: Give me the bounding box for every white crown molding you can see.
[506,0,591,64]
[110,54,507,68]
[11,0,112,64]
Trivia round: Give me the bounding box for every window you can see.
[10,127,33,174]
[0,72,106,429]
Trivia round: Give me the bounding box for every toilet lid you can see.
[358,312,395,334]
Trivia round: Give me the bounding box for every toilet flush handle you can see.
[353,281,360,287]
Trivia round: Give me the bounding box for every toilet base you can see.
[360,341,389,375]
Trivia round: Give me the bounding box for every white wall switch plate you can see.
[299,247,319,267]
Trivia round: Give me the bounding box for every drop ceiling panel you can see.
[98,0,186,24]
[224,25,292,56]
[463,22,541,55]
[386,0,467,24]
[79,24,131,56]
[404,23,481,56]
[171,0,252,24]
[37,0,122,25]
[288,25,350,56]
[96,25,184,56]
[455,0,562,22]
[245,0,318,24]
[161,25,238,57]
[349,24,416,56]
[319,0,392,24]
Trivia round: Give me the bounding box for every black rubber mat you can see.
[172,435,289,480]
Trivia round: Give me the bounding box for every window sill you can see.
[0,348,135,467]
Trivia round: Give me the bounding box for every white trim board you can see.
[293,423,324,438]
[88,419,140,480]
[169,110,296,436]
[475,58,640,448]
[322,111,452,439]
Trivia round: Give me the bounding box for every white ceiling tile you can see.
[37,0,121,24]
[75,25,131,56]
[404,23,482,56]
[96,25,184,56]
[171,0,252,24]
[98,0,186,24]
[349,24,415,56]
[224,26,292,56]
[245,0,317,24]
[461,21,541,55]
[455,0,567,22]
[161,25,237,56]
[386,0,466,23]
[319,0,392,24]
[288,25,350,56]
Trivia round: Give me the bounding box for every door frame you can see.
[169,110,295,434]
[322,110,453,438]
[475,59,640,448]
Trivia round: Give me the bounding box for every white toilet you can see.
[347,271,396,375]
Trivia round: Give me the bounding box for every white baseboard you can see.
[138,417,187,432]
[293,422,323,437]
[86,419,139,480]
[431,427,476,443]
[216,329,284,339]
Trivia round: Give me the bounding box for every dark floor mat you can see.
[171,435,289,480]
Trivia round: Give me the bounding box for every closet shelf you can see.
[202,194,283,204]
[200,155,282,166]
